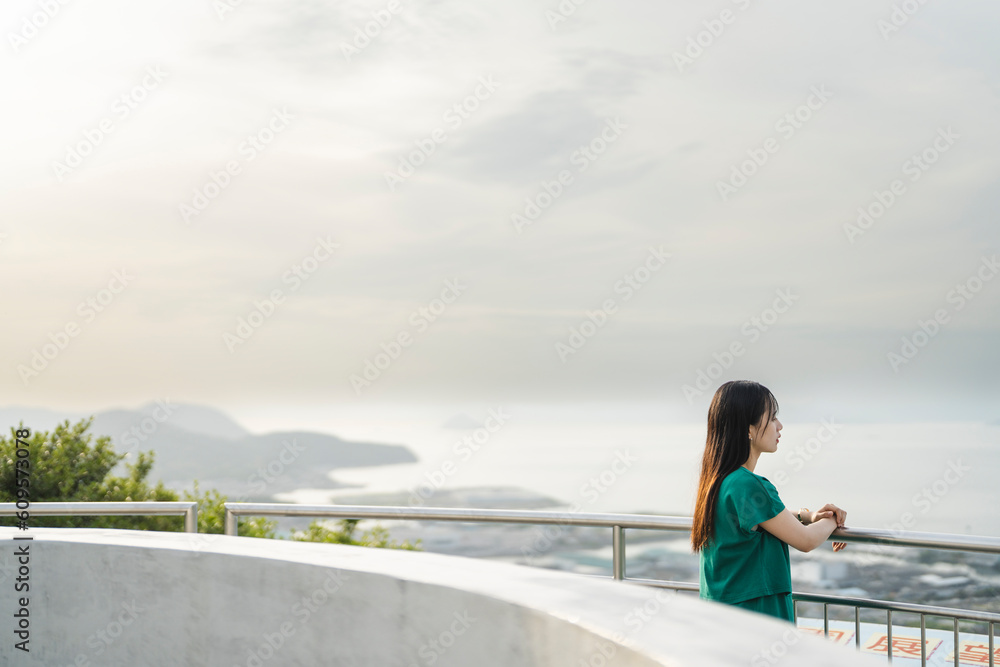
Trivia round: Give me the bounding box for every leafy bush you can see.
[1,418,420,551]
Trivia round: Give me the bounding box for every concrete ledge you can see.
[0,528,880,666]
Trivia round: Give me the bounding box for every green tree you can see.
[290,518,422,550]
[1,418,421,550]
[183,483,421,549]
[0,418,180,531]
[182,481,277,538]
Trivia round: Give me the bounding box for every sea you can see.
[231,404,1000,540]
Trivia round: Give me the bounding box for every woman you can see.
[691,380,847,623]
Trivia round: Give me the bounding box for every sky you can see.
[2,0,999,425]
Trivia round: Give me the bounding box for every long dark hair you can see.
[690,380,778,552]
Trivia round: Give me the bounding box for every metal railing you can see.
[222,503,688,577]
[1,500,995,665]
[224,502,1000,666]
[0,501,198,533]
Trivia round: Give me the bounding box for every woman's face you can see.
[750,409,782,453]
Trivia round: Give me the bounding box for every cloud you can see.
[1,0,998,420]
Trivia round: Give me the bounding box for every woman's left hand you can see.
[832,541,847,552]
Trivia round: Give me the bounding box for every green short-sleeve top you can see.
[699,466,792,603]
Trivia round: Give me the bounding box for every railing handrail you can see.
[3,500,995,665]
[221,502,1000,634]
[221,502,1000,553]
[0,501,198,533]
[3,502,998,642]
[223,503,692,530]
[571,575,1000,626]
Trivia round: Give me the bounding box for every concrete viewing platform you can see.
[0,527,882,666]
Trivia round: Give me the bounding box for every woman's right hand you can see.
[814,503,848,552]
[814,503,847,528]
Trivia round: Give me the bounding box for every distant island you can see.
[1,402,417,499]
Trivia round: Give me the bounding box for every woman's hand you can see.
[815,502,847,527]
[804,503,847,551]
[816,502,847,552]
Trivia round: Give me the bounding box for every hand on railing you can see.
[818,502,847,552]
[801,503,848,552]
[813,502,846,526]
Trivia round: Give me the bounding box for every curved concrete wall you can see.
[0,528,879,666]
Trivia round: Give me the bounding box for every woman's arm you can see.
[757,509,839,552]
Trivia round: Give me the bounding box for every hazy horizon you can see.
[3,399,997,438]
[5,399,997,536]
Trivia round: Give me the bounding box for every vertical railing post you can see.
[888,609,893,663]
[225,504,238,536]
[612,525,625,580]
[954,618,960,667]
[184,504,198,533]
[988,621,994,667]
[920,614,926,667]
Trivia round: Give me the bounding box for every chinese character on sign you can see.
[947,641,1000,665]
[799,628,854,645]
[861,633,942,659]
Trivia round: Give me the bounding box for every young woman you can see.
[691,380,847,623]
